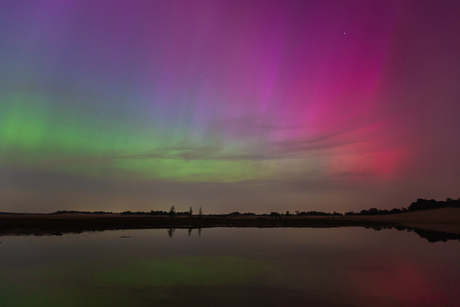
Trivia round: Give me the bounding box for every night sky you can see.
[1,0,459,214]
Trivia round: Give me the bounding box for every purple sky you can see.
[1,0,459,213]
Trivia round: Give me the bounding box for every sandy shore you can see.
[1,208,459,237]
[338,208,460,233]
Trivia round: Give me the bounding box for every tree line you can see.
[344,198,460,216]
[30,197,460,217]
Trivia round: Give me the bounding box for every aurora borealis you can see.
[1,0,459,213]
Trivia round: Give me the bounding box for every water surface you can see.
[1,227,459,306]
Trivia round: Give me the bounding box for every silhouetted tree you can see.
[189,206,193,216]
[409,199,437,211]
[169,206,176,218]
[198,206,203,218]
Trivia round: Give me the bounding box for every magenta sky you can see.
[1,0,459,213]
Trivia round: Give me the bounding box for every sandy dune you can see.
[340,207,460,233]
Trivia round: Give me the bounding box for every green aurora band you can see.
[0,94,272,182]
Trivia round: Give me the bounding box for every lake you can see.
[1,227,459,307]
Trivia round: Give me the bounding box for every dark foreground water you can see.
[1,227,459,307]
